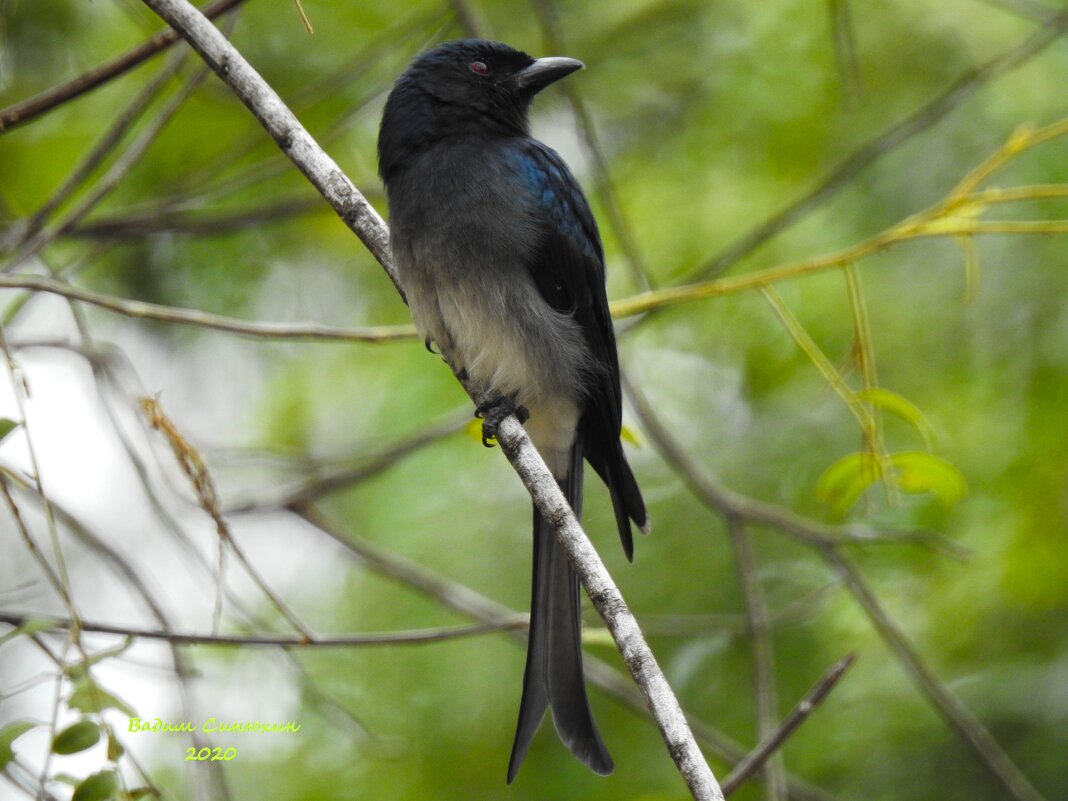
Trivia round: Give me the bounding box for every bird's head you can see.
[378,39,583,180]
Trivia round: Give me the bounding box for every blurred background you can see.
[1,0,1066,800]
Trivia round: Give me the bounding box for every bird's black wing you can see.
[510,139,646,557]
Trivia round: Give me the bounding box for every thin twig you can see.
[722,654,856,796]
[623,372,1045,801]
[67,196,326,239]
[292,0,313,34]
[612,117,1068,319]
[621,371,965,557]
[827,0,862,107]
[295,504,839,801]
[4,48,189,251]
[0,0,248,133]
[227,409,470,512]
[0,273,415,342]
[3,757,64,801]
[0,612,522,647]
[5,58,215,272]
[138,0,397,288]
[819,547,1048,801]
[688,6,1068,282]
[7,478,224,801]
[531,0,654,291]
[726,515,786,800]
[140,396,314,640]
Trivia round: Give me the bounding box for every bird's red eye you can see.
[469,60,491,76]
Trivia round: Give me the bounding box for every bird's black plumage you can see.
[378,39,647,782]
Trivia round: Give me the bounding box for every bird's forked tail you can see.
[506,440,612,782]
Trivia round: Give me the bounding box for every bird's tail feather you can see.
[507,440,613,782]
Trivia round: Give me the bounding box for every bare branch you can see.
[0,0,248,133]
[727,515,786,800]
[532,0,655,292]
[0,612,522,648]
[296,505,839,801]
[722,655,856,797]
[622,373,1046,801]
[4,49,188,250]
[827,0,862,107]
[819,548,1048,801]
[0,273,415,342]
[5,58,215,272]
[66,196,326,239]
[621,371,964,556]
[227,409,470,513]
[689,6,1068,282]
[138,0,397,290]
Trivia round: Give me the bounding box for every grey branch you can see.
[137,0,397,292]
[0,0,248,133]
[298,504,837,801]
[0,273,414,342]
[623,371,1047,801]
[690,5,1068,282]
[722,654,856,796]
[0,611,522,647]
[136,0,721,797]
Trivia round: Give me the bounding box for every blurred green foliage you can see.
[1,0,1067,800]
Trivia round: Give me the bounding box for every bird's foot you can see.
[475,394,529,448]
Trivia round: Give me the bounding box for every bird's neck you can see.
[379,89,529,183]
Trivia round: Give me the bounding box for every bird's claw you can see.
[476,395,529,448]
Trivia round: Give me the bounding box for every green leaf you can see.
[125,789,157,800]
[66,637,135,680]
[620,423,643,447]
[106,733,125,761]
[52,720,102,755]
[72,770,119,801]
[0,617,55,648]
[856,388,937,448]
[816,452,880,518]
[68,679,136,717]
[891,451,968,505]
[463,417,485,443]
[818,450,968,517]
[0,418,20,443]
[0,720,36,770]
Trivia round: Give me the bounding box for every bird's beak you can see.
[512,56,585,94]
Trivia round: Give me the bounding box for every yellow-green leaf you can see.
[72,770,119,801]
[856,388,936,449]
[891,451,968,505]
[0,418,19,443]
[620,424,642,448]
[463,417,485,443]
[0,720,36,770]
[68,679,136,717]
[65,637,135,680]
[52,720,101,755]
[0,617,54,648]
[816,452,881,517]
